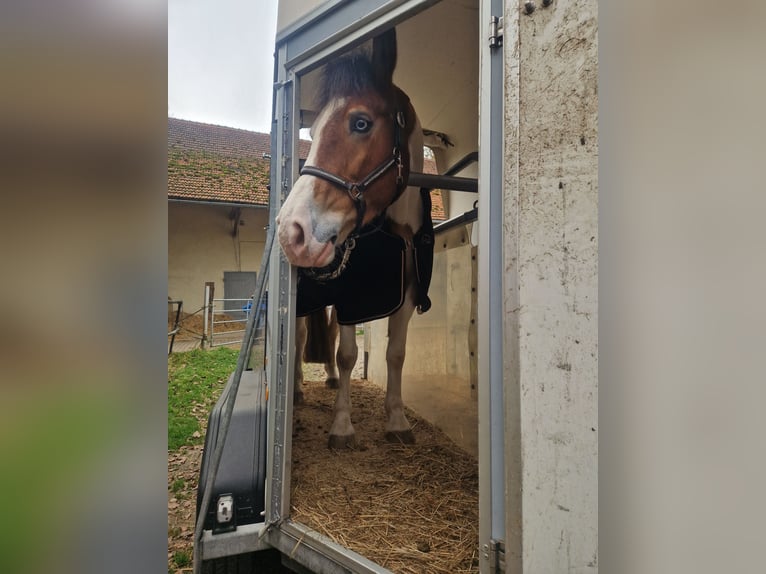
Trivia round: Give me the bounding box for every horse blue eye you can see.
[352,118,371,133]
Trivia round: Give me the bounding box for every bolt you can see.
[524,1,536,14]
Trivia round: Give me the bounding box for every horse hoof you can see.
[385,430,415,444]
[293,391,304,405]
[325,377,339,389]
[328,434,356,449]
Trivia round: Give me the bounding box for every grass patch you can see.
[168,347,238,451]
[171,478,185,494]
[173,550,191,568]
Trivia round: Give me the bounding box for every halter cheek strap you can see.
[299,111,408,236]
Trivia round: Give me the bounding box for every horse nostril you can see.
[329,234,338,245]
[291,221,305,247]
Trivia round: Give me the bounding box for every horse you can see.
[294,306,340,406]
[276,28,433,449]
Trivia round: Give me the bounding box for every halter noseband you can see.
[299,111,408,236]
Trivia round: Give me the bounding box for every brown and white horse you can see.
[293,306,339,404]
[276,29,428,448]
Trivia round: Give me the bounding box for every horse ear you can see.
[371,27,397,88]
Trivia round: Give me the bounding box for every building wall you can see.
[168,202,269,312]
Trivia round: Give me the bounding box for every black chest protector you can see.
[296,188,434,325]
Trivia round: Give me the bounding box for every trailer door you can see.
[477,0,508,572]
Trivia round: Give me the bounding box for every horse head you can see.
[276,29,416,268]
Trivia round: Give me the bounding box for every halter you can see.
[299,110,408,236]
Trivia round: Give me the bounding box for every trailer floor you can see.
[290,375,479,574]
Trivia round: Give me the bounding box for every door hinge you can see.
[488,15,503,48]
[489,538,506,573]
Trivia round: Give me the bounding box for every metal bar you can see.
[407,172,478,193]
[280,0,439,73]
[210,299,216,347]
[277,66,301,520]
[192,226,276,574]
[212,319,247,326]
[433,207,478,236]
[203,282,214,349]
[487,0,507,548]
[444,151,480,176]
[275,0,349,44]
[479,0,509,571]
[200,522,271,561]
[265,43,296,529]
[241,249,272,364]
[266,521,394,574]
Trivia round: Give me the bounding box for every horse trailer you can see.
[195,0,598,573]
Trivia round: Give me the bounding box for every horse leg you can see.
[294,316,307,405]
[328,323,357,448]
[384,300,416,444]
[324,307,340,389]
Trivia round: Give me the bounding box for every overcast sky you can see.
[168,0,279,133]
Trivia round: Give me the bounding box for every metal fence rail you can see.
[209,297,252,348]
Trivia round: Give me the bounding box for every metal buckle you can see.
[395,151,404,184]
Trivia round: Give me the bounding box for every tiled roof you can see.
[168,118,311,206]
[168,117,445,219]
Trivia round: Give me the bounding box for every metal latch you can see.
[489,15,504,48]
[216,495,234,524]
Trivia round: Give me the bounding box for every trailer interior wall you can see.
[365,0,481,457]
[369,221,478,456]
[393,0,480,220]
[502,0,599,571]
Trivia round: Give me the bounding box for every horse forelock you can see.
[316,53,394,112]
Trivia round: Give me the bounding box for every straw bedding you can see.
[290,375,479,574]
